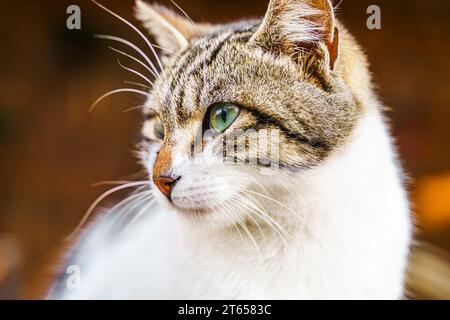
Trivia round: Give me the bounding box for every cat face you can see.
[136,0,360,227]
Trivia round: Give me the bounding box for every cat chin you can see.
[173,203,241,226]
[151,191,226,222]
[173,206,211,215]
[150,193,248,231]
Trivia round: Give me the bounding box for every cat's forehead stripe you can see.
[162,37,219,117]
[177,31,255,120]
[163,28,258,125]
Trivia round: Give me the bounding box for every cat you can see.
[49,0,412,299]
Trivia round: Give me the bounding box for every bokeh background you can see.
[0,0,449,299]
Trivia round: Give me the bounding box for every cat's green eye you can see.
[208,103,240,133]
[143,116,165,141]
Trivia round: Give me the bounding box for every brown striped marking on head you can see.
[135,0,366,204]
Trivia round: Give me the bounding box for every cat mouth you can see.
[167,198,213,215]
[172,205,212,215]
[169,192,222,215]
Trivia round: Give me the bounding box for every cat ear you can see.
[251,0,339,70]
[135,0,210,55]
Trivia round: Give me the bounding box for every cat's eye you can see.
[142,116,165,141]
[208,103,240,134]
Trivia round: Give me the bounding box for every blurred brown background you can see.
[0,0,449,299]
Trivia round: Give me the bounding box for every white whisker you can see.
[235,193,291,245]
[92,180,140,187]
[224,211,245,243]
[117,60,154,87]
[125,196,155,230]
[116,192,153,225]
[112,37,176,58]
[109,192,153,233]
[124,81,152,90]
[95,34,159,77]
[107,191,150,219]
[90,88,151,112]
[92,0,164,71]
[241,188,328,248]
[218,203,245,240]
[204,193,258,250]
[68,181,149,240]
[109,46,158,79]
[228,207,261,254]
[228,195,266,241]
[210,195,261,253]
[203,197,247,245]
[150,43,179,56]
[123,105,144,113]
[242,189,293,215]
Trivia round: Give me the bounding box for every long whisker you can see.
[91,0,164,71]
[227,204,261,254]
[203,196,248,245]
[222,208,245,244]
[150,43,179,56]
[244,183,334,254]
[203,192,259,251]
[68,181,149,240]
[123,105,144,113]
[111,193,153,233]
[241,189,295,216]
[117,59,154,86]
[234,194,290,245]
[106,191,150,223]
[236,173,270,194]
[109,46,158,79]
[90,88,151,112]
[124,196,155,230]
[228,195,266,241]
[241,188,326,246]
[219,172,270,195]
[112,39,178,59]
[236,198,284,244]
[109,190,149,212]
[208,198,243,237]
[216,174,301,239]
[124,81,152,90]
[95,34,159,77]
[114,192,153,226]
[92,180,140,187]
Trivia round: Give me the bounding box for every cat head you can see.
[135,0,362,228]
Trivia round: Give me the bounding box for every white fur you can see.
[57,106,411,300]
